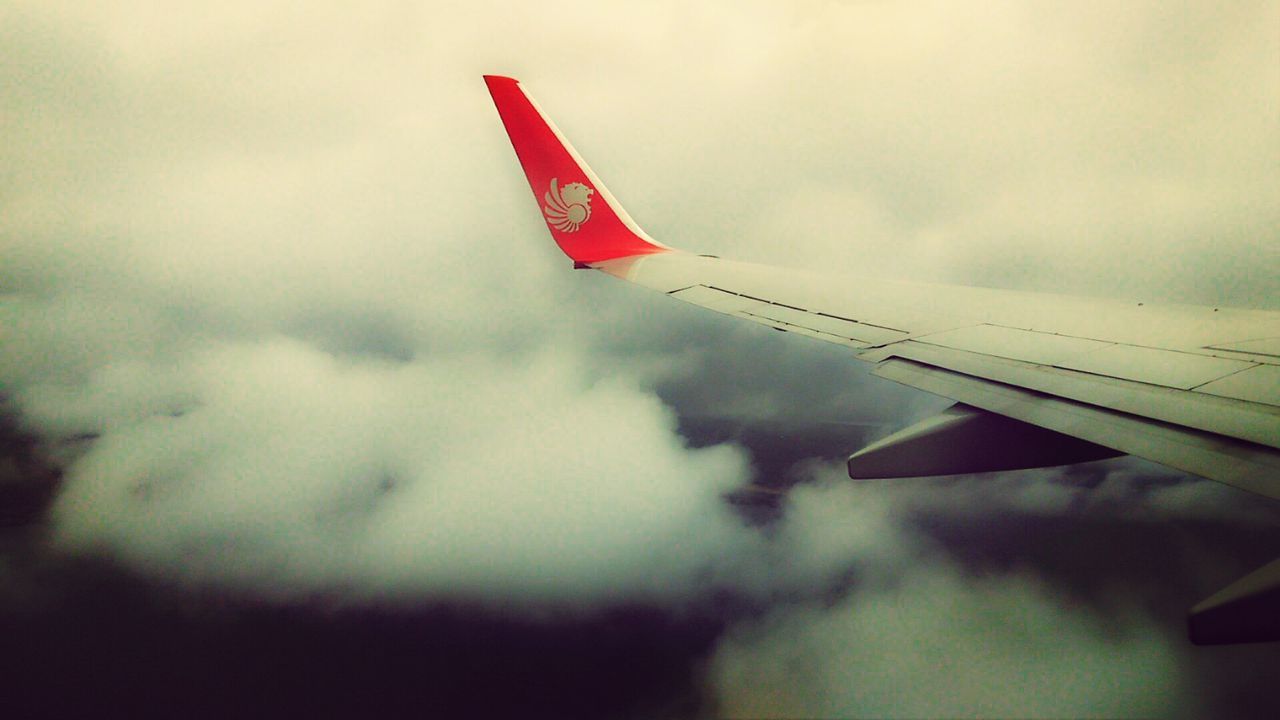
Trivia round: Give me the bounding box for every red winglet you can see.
[484,75,669,265]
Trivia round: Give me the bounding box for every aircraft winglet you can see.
[484,75,669,265]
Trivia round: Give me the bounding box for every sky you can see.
[2,1,1279,717]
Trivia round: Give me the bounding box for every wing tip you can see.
[483,74,519,88]
[485,74,674,265]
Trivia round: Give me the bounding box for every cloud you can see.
[13,336,758,607]
[708,468,1213,719]
[710,563,1187,719]
[2,1,1278,717]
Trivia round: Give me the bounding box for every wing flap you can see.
[872,358,1280,500]
[862,340,1280,450]
[1197,364,1280,407]
[1057,343,1255,390]
[910,324,1260,390]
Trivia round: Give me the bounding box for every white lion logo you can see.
[543,178,593,233]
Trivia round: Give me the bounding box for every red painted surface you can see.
[484,76,667,264]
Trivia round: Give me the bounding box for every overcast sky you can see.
[3,1,1279,718]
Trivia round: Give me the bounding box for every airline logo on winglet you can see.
[485,74,669,262]
[543,178,594,233]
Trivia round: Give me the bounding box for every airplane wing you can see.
[484,75,1280,643]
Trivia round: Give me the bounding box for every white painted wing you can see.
[598,252,1280,499]
[487,75,1280,500]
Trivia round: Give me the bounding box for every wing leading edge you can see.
[485,76,1280,643]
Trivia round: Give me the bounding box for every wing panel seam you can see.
[879,340,1280,448]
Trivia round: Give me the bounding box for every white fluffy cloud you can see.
[14,335,758,605]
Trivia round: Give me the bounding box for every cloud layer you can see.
[3,1,1278,717]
